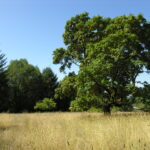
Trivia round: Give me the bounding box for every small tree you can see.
[134,84,150,111]
[41,67,58,98]
[34,98,56,111]
[54,73,77,111]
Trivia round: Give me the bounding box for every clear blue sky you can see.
[0,0,150,82]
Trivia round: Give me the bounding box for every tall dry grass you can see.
[0,112,150,150]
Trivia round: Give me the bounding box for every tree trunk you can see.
[103,105,111,115]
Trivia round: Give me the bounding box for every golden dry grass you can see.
[0,112,150,150]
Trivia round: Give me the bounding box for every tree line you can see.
[1,12,150,114]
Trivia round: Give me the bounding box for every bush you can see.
[87,107,102,112]
[34,98,56,111]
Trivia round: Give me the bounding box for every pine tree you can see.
[0,51,8,111]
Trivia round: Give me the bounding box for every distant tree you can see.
[41,67,58,98]
[54,73,77,111]
[34,98,56,111]
[7,59,43,112]
[133,83,150,111]
[53,13,150,114]
[0,51,8,111]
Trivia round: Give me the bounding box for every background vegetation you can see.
[0,13,150,114]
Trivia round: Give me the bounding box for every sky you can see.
[0,0,150,82]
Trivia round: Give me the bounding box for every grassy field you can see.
[0,112,150,150]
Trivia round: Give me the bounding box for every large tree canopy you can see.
[53,13,150,114]
[53,12,110,71]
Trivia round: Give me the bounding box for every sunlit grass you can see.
[0,112,150,150]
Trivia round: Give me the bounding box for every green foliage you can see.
[70,95,102,111]
[41,67,58,98]
[7,59,43,112]
[55,73,77,111]
[53,13,150,114]
[0,51,7,72]
[111,106,120,112]
[141,85,150,109]
[134,84,150,111]
[7,59,58,112]
[1,13,150,114]
[34,98,56,111]
[0,51,8,111]
[53,13,110,72]
[87,107,102,112]
[70,98,86,112]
